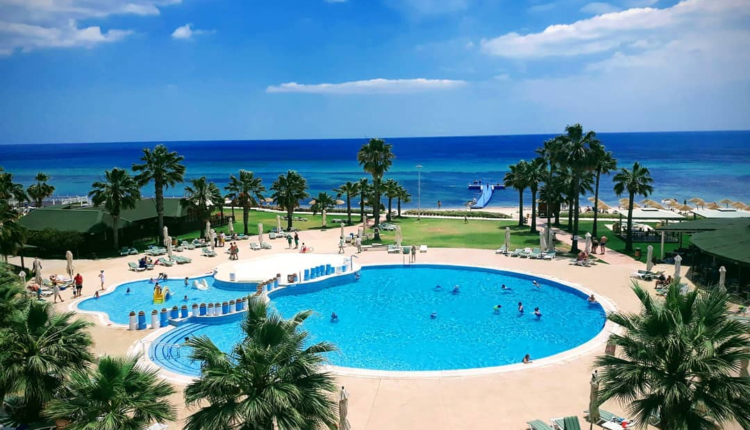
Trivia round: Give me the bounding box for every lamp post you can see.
[416,165,423,221]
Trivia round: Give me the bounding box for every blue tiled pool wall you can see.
[212,277,259,291]
[268,270,360,299]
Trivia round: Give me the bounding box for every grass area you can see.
[362,217,567,251]
[561,220,689,261]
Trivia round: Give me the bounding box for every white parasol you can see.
[540,230,547,252]
[322,209,327,228]
[674,254,682,280]
[166,235,173,259]
[584,232,592,254]
[258,223,264,244]
[228,217,234,236]
[65,250,75,280]
[719,266,726,289]
[504,227,510,252]
[339,387,351,430]
[33,258,42,286]
[646,245,654,272]
[277,215,283,234]
[163,226,169,243]
[340,222,345,242]
[395,225,403,248]
[205,221,211,241]
[545,225,553,252]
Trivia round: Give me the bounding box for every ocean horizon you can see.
[2,130,749,210]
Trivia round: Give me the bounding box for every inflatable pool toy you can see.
[201,279,209,289]
[193,280,209,291]
[153,287,171,304]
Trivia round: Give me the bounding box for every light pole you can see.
[416,165,423,221]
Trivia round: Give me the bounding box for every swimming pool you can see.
[148,265,607,375]
[77,276,252,325]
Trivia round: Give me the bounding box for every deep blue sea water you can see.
[1,131,749,208]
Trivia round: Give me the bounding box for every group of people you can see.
[227,242,240,260]
[656,273,673,288]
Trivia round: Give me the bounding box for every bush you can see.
[26,229,86,257]
[403,210,510,219]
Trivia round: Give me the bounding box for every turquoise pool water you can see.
[148,265,607,375]
[77,276,251,324]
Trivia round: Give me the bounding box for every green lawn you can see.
[562,220,689,261]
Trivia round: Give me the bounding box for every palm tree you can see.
[132,145,185,243]
[0,171,28,208]
[183,298,338,430]
[270,170,309,230]
[396,185,411,217]
[89,168,141,250]
[554,124,599,253]
[310,192,336,227]
[357,138,395,240]
[182,177,214,237]
[43,355,176,430]
[26,172,55,208]
[613,162,654,253]
[358,178,370,224]
[209,182,224,224]
[594,282,750,430]
[0,263,29,327]
[0,200,25,262]
[225,170,265,235]
[590,144,617,238]
[504,160,530,227]
[526,157,546,233]
[382,179,399,222]
[334,181,359,225]
[0,301,93,425]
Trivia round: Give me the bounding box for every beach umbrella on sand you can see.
[336,199,345,207]
[588,196,611,211]
[395,225,403,248]
[258,223,264,244]
[228,217,234,236]
[706,202,721,210]
[540,230,547,252]
[719,266,726,289]
[677,204,693,212]
[339,387,351,430]
[33,258,42,286]
[732,201,747,210]
[584,232,592,254]
[505,227,511,252]
[688,197,705,204]
[619,198,640,209]
[65,251,75,280]
[719,198,734,207]
[642,199,665,210]
[674,254,682,280]
[646,245,654,272]
[589,373,601,428]
[166,236,173,258]
[205,221,211,241]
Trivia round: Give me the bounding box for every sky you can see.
[0,0,749,144]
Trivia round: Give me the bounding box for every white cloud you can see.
[266,78,466,95]
[481,0,750,59]
[0,0,181,55]
[528,2,557,13]
[171,23,214,40]
[384,0,470,17]
[580,2,621,15]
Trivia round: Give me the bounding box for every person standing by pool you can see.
[518,302,524,313]
[52,282,63,303]
[600,235,608,254]
[294,232,299,249]
[98,270,105,291]
[287,234,293,249]
[411,245,417,263]
[339,237,346,254]
[73,273,83,298]
[355,235,362,253]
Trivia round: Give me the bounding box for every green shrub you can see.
[26,229,86,257]
[403,210,510,219]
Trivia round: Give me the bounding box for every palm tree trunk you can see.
[346,194,352,225]
[397,197,401,217]
[387,197,393,222]
[373,179,381,240]
[530,188,537,232]
[518,190,524,227]
[243,205,249,235]
[626,193,635,253]
[113,216,120,250]
[567,182,575,228]
[155,182,165,243]
[593,169,601,238]
[571,179,581,253]
[360,192,365,224]
[231,204,235,220]
[219,207,224,225]
[287,205,294,230]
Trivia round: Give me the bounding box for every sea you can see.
[1,131,749,209]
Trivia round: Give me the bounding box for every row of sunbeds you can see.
[497,246,556,260]
[528,409,635,430]
[127,255,193,271]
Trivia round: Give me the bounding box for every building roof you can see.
[18,198,187,233]
[690,208,750,219]
[690,226,750,266]
[614,207,687,220]
[657,218,750,233]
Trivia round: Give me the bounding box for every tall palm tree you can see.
[43,355,176,430]
[594,282,750,430]
[310,192,336,227]
[358,178,370,224]
[382,179,399,222]
[554,124,599,253]
[26,172,55,208]
[357,138,395,240]
[613,162,654,253]
[0,171,28,208]
[0,200,25,262]
[504,160,530,227]
[89,168,141,250]
[182,177,214,237]
[209,182,224,224]
[270,170,309,230]
[225,170,265,235]
[183,298,338,430]
[526,157,546,233]
[590,144,617,238]
[132,145,185,243]
[396,185,411,217]
[0,263,29,327]
[0,301,93,425]
[334,181,359,225]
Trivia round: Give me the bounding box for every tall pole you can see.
[416,165,422,221]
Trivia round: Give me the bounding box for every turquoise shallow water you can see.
[143,266,606,375]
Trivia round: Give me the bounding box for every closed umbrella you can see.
[395,225,403,248]
[228,217,234,236]
[33,258,42,286]
[539,230,547,252]
[19,270,26,284]
[646,245,654,272]
[258,223,264,244]
[584,232,592,254]
[546,225,554,252]
[589,373,601,428]
[339,387,351,430]
[674,254,682,280]
[65,251,75,281]
[504,227,511,252]
[340,222,345,243]
[719,266,726,289]
[358,227,364,241]
[205,221,211,241]
[322,209,327,228]
[277,215,282,234]
[166,236,173,259]
[163,226,169,244]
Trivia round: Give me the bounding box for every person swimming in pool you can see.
[126,288,131,294]
[501,284,511,291]
[452,285,460,294]
[434,285,443,291]
[518,302,524,313]
[534,307,542,317]
[588,294,597,303]
[430,312,438,319]
[493,304,502,314]
[184,277,189,286]
[183,295,189,301]
[522,354,533,364]
[532,280,540,288]
[331,312,339,322]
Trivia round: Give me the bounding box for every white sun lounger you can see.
[420,245,428,253]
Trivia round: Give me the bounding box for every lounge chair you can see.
[402,246,410,254]
[250,243,261,251]
[269,232,278,240]
[236,234,248,240]
[543,251,556,260]
[120,247,130,256]
[387,244,400,254]
[201,248,217,257]
[128,262,146,272]
[261,242,272,250]
[519,248,532,258]
[181,240,196,250]
[420,245,428,253]
[157,258,174,267]
[630,270,662,281]
[551,416,581,430]
[529,248,542,259]
[527,420,555,430]
[172,255,192,264]
[495,245,508,255]
[584,409,635,429]
[510,248,524,257]
[146,423,168,430]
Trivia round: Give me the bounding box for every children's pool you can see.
[146,265,607,375]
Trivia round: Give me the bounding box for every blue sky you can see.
[0,0,748,144]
